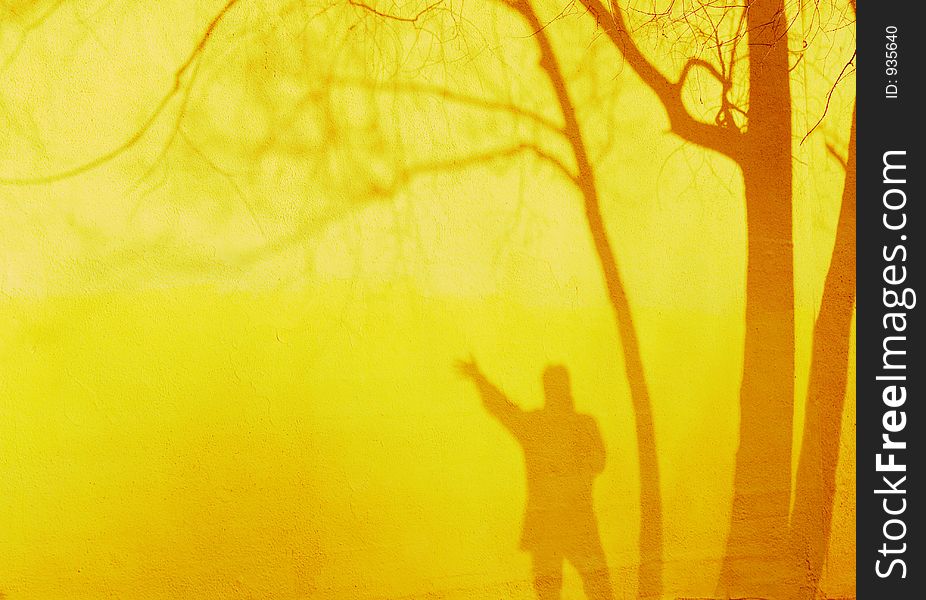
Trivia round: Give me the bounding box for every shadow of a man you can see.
[458,358,615,600]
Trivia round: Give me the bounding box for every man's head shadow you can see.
[541,364,574,413]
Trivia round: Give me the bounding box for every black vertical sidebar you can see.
[857,1,920,597]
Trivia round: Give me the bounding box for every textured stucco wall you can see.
[1,1,855,598]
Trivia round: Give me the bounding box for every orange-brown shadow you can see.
[459,360,614,600]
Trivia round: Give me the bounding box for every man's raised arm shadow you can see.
[457,358,615,600]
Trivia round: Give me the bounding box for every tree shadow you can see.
[790,102,856,599]
[459,359,615,600]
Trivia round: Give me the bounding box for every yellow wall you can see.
[1,1,855,598]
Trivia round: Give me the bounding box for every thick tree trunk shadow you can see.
[790,103,856,599]
[568,1,853,597]
[717,1,796,597]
